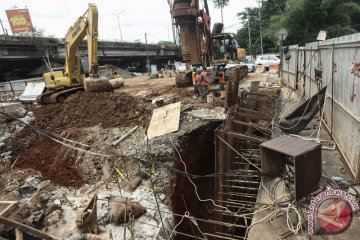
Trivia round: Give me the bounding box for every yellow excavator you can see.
[37,3,113,104]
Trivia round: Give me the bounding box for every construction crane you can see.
[37,3,114,104]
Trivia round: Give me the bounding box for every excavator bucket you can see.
[84,77,113,92]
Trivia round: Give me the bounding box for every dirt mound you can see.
[17,144,85,188]
[33,92,151,132]
[8,128,86,188]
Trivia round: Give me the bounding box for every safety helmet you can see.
[193,67,197,71]
[219,66,224,71]
[196,68,201,73]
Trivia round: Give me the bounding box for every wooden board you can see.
[0,201,18,217]
[147,102,181,139]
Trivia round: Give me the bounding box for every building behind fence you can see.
[281,33,360,181]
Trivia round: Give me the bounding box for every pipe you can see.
[112,126,138,146]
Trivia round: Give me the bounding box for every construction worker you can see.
[192,67,199,98]
[197,67,209,102]
[229,37,238,60]
[201,66,209,82]
[218,66,225,91]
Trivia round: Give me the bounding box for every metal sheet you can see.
[19,82,45,102]
[261,135,320,157]
[281,32,360,181]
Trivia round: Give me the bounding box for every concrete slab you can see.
[0,102,26,118]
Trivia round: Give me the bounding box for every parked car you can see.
[255,55,280,68]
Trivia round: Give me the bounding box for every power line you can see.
[0,111,276,180]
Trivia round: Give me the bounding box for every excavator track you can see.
[36,91,56,105]
[36,87,84,104]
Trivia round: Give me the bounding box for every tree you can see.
[268,0,360,45]
[158,40,176,47]
[213,0,230,24]
[236,0,360,56]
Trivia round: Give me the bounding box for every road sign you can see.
[5,9,33,35]
[276,28,288,41]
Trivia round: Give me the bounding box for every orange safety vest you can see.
[192,72,197,84]
[199,72,209,87]
[219,71,225,84]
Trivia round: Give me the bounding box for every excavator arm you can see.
[64,3,99,81]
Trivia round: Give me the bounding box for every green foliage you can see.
[213,0,230,8]
[158,40,176,47]
[235,0,360,54]
[31,27,59,50]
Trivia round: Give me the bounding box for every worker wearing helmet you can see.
[218,66,225,91]
[192,67,199,98]
[197,67,209,102]
[229,37,238,60]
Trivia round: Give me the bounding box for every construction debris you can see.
[1,59,358,240]
[107,198,146,225]
[146,101,181,139]
[76,195,99,234]
[112,126,139,147]
[188,107,226,120]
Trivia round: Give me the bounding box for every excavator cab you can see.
[212,32,237,65]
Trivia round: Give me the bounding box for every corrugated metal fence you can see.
[281,33,360,182]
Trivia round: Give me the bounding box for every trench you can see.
[170,122,220,239]
[170,88,280,239]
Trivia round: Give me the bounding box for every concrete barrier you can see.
[269,64,280,74]
[255,64,265,73]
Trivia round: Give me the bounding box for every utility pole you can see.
[258,0,263,55]
[0,19,6,35]
[247,19,252,61]
[145,33,150,72]
[221,5,224,26]
[111,11,124,42]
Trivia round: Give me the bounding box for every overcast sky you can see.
[0,0,258,43]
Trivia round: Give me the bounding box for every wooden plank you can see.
[146,101,181,139]
[0,201,18,217]
[15,228,23,240]
[0,216,59,240]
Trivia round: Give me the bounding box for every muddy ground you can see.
[0,73,270,238]
[1,76,223,188]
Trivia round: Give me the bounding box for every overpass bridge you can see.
[0,36,181,81]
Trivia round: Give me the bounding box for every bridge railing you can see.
[0,78,43,94]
